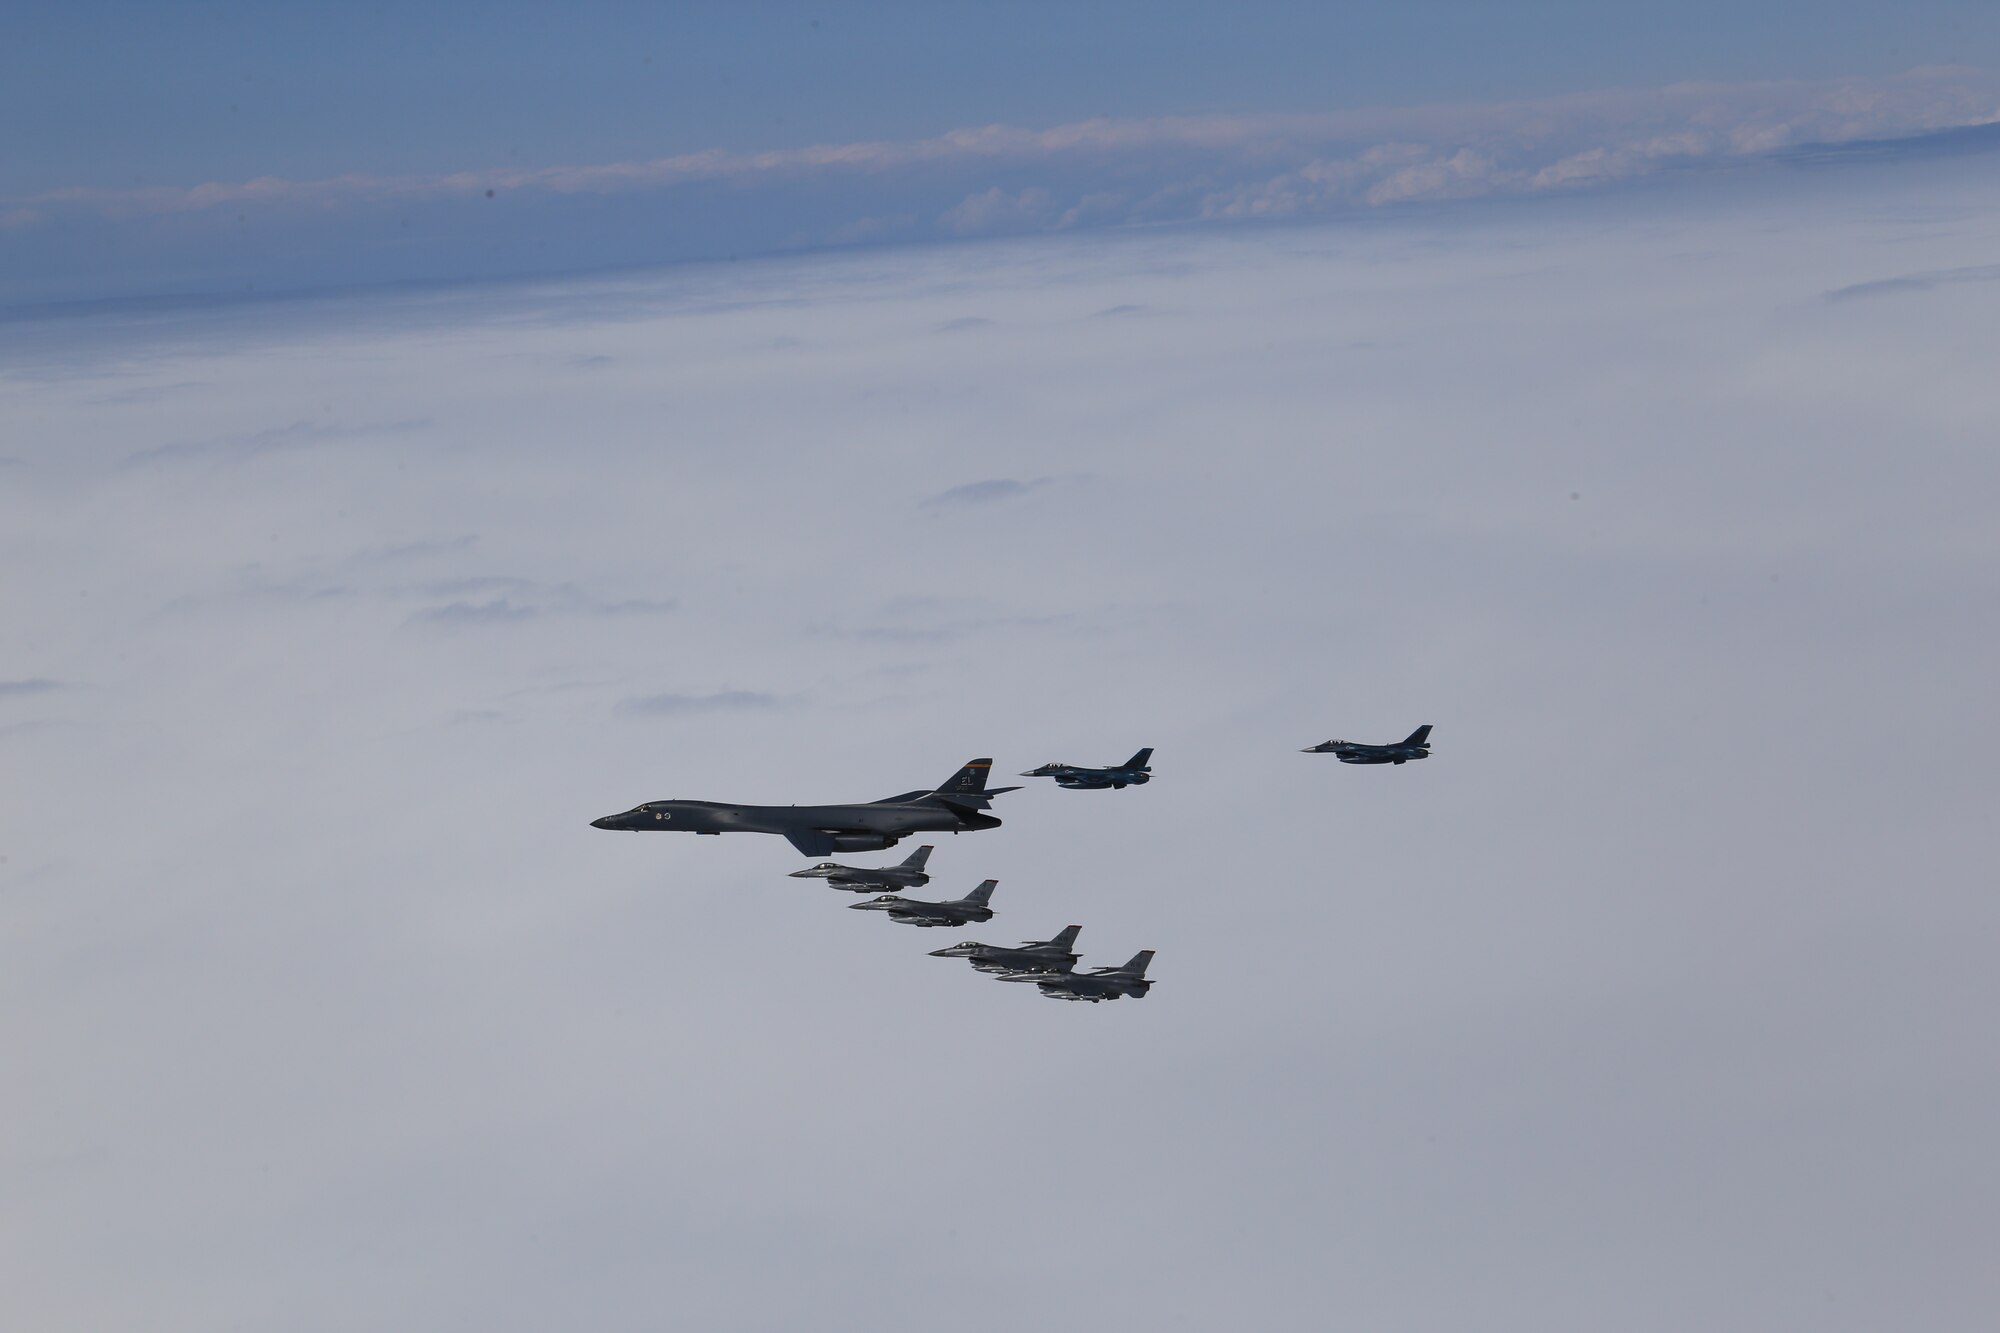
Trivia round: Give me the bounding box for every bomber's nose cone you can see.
[590,816,615,829]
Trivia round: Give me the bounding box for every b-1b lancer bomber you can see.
[1302,725,1432,765]
[1001,950,1155,1002]
[849,879,997,928]
[789,845,933,893]
[930,925,1082,975]
[1020,748,1153,789]
[590,759,1019,857]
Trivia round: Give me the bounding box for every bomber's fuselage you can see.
[590,799,992,836]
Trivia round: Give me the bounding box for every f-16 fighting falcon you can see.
[929,925,1082,975]
[589,760,1020,857]
[1001,950,1155,1002]
[1301,725,1432,765]
[1019,747,1154,789]
[788,844,933,893]
[849,879,998,928]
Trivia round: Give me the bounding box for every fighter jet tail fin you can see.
[1124,747,1154,771]
[962,878,997,906]
[1122,949,1155,976]
[1049,924,1082,951]
[900,844,934,870]
[1402,724,1433,748]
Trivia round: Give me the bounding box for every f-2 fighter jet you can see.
[1301,725,1432,765]
[1019,748,1153,789]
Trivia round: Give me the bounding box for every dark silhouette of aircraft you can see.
[1002,950,1155,1002]
[788,845,933,892]
[1301,725,1432,764]
[848,879,997,927]
[1019,747,1153,789]
[590,760,1019,856]
[929,925,1082,975]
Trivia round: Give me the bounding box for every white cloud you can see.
[939,185,1059,235]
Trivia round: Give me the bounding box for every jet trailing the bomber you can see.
[590,760,1019,857]
[1301,725,1432,765]
[930,925,1082,975]
[1001,950,1155,1002]
[789,844,934,893]
[849,879,998,928]
[1019,747,1154,789]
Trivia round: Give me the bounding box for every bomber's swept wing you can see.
[785,830,838,857]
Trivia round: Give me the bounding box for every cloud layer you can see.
[4,149,2000,1331]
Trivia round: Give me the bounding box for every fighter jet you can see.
[929,925,1082,975]
[1019,747,1153,789]
[590,759,1020,856]
[1001,950,1155,1002]
[848,879,997,928]
[1301,725,1432,764]
[788,844,933,893]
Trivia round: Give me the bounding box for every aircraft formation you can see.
[590,728,1431,1004]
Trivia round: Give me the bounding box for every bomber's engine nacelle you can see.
[826,833,897,852]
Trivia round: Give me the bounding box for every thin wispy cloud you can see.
[0,678,62,698]
[1825,262,2000,300]
[122,418,433,468]
[615,689,782,717]
[409,598,538,626]
[921,477,1057,508]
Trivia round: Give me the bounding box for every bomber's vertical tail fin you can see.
[1124,747,1154,771]
[936,759,993,797]
[962,878,997,906]
[1402,725,1433,748]
[1049,924,1082,951]
[900,844,935,870]
[1122,949,1156,976]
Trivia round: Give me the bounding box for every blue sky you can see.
[8,4,2000,306]
[12,1,2000,195]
